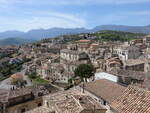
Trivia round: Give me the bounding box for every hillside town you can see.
[0,32,150,113]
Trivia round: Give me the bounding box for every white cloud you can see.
[0,0,149,32]
[33,11,85,25]
[0,0,87,32]
[0,11,87,32]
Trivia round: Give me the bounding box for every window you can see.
[103,100,106,105]
[38,103,42,107]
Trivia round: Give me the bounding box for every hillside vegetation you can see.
[92,30,145,42]
[41,30,145,44]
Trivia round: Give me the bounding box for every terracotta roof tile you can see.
[26,89,106,113]
[82,79,126,103]
[0,89,9,103]
[78,40,91,43]
[111,86,150,113]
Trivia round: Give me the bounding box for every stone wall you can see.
[6,97,42,113]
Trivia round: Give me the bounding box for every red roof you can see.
[78,40,91,43]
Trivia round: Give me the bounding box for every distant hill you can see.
[0,31,25,40]
[41,30,145,44]
[0,28,89,40]
[91,30,145,41]
[0,29,146,45]
[0,38,35,46]
[0,25,150,41]
[93,25,150,34]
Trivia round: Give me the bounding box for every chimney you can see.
[79,97,84,104]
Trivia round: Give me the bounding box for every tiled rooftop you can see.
[82,79,126,103]
[78,40,91,43]
[109,69,147,80]
[111,86,150,113]
[125,59,145,66]
[26,89,106,113]
[60,49,80,55]
[26,106,54,113]
[0,89,9,103]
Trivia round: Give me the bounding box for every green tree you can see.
[28,72,37,79]
[74,64,95,82]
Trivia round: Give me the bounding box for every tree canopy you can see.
[74,64,95,82]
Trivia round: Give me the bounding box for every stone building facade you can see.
[0,86,49,113]
[115,46,141,62]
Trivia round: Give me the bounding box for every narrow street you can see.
[21,64,33,86]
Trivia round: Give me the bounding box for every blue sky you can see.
[0,0,150,32]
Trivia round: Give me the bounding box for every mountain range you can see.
[0,25,150,45]
[0,38,35,46]
[0,28,89,40]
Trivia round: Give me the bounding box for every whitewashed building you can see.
[95,72,118,83]
[115,46,141,62]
